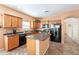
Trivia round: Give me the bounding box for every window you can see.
[42,24,49,28]
[22,21,30,30]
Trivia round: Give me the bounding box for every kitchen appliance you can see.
[18,32,26,46]
[50,24,61,42]
[12,29,17,34]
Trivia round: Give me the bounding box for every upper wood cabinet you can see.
[3,14,12,27]
[11,16,18,27]
[33,20,41,29]
[17,17,22,28]
[33,21,37,29]
[3,14,22,28]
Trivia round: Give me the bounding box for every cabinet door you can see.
[8,35,19,51]
[37,22,40,29]
[11,16,18,27]
[14,35,19,48]
[17,17,22,28]
[33,22,38,29]
[8,36,14,50]
[4,14,12,27]
[33,22,40,29]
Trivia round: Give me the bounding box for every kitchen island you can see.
[26,32,50,55]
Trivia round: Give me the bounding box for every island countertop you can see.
[26,32,50,55]
[26,32,50,41]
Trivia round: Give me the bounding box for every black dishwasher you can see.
[18,33,26,46]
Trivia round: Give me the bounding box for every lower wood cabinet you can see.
[8,36,14,50]
[4,35,19,51]
[26,36,50,55]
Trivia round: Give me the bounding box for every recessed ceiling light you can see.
[44,11,48,12]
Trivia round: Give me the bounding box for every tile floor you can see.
[0,45,27,55]
[45,35,79,55]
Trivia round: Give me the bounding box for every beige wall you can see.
[0,5,36,49]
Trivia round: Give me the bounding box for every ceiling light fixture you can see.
[44,11,48,12]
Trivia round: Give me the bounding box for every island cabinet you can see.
[27,39,36,55]
[26,33,50,55]
[40,37,50,55]
[3,14,22,28]
[4,35,19,51]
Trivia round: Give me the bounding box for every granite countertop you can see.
[3,32,23,37]
[26,32,50,41]
[4,34,19,37]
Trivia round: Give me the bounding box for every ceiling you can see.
[4,4,79,18]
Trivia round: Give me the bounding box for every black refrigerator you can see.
[50,24,61,42]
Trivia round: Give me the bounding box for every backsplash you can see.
[4,28,23,34]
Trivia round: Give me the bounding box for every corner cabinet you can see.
[3,14,22,28]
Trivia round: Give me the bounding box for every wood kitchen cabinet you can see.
[26,34,50,55]
[17,17,22,28]
[4,35,19,51]
[11,16,18,27]
[33,21,37,29]
[8,36,14,50]
[33,20,41,29]
[14,35,19,48]
[27,39,36,55]
[3,14,12,27]
[3,14,22,28]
